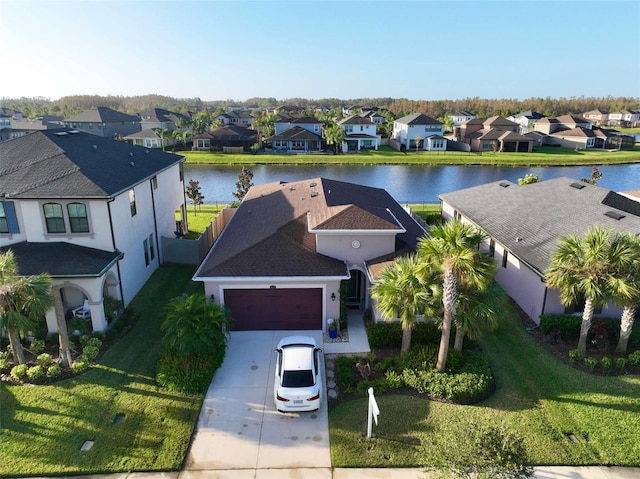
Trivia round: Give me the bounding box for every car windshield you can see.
[282,369,315,388]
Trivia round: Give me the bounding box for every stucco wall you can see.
[316,233,396,264]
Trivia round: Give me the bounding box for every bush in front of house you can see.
[366,321,442,349]
[36,353,53,368]
[46,363,62,378]
[10,364,28,381]
[26,365,45,382]
[540,314,640,350]
[155,293,232,393]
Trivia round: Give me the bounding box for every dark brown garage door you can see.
[224,288,322,331]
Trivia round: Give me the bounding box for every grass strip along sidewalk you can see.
[0,265,202,477]
[329,301,640,467]
[181,145,640,167]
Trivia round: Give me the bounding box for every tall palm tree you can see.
[0,250,53,365]
[324,123,345,154]
[546,226,637,357]
[370,255,440,353]
[453,281,504,351]
[159,128,174,151]
[614,233,640,354]
[417,220,494,372]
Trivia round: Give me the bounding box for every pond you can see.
[184,163,640,204]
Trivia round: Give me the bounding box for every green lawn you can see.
[0,265,203,477]
[329,303,640,467]
[179,204,231,239]
[180,145,640,167]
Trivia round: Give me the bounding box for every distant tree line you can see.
[1,94,638,122]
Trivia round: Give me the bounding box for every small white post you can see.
[367,387,380,439]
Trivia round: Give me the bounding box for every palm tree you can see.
[324,123,345,154]
[159,128,174,151]
[161,293,232,358]
[546,226,637,357]
[0,250,53,365]
[417,220,494,372]
[614,233,640,354]
[453,281,504,351]
[370,255,440,353]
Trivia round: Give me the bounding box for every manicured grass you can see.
[0,265,203,477]
[181,145,640,167]
[179,204,231,239]
[329,302,640,467]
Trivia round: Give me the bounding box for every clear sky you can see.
[2,0,639,102]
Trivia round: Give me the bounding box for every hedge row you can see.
[540,314,640,349]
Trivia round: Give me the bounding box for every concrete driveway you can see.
[186,330,331,471]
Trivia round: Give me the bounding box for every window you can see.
[67,203,89,233]
[489,239,495,257]
[0,202,8,233]
[502,251,508,268]
[564,297,602,315]
[143,238,150,266]
[151,176,158,190]
[43,203,66,233]
[129,189,137,216]
[149,233,155,260]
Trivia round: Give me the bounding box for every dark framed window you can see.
[43,203,66,233]
[502,250,508,268]
[0,202,7,233]
[149,233,155,260]
[129,189,137,216]
[489,239,495,257]
[143,238,149,266]
[67,203,89,233]
[151,176,158,190]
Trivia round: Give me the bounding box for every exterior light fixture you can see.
[331,293,336,301]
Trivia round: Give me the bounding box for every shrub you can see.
[47,363,62,378]
[628,350,640,366]
[30,339,46,355]
[614,357,627,369]
[0,351,11,371]
[37,353,53,368]
[539,314,582,339]
[411,322,442,346]
[26,365,45,381]
[79,335,91,348]
[401,365,493,404]
[156,352,222,394]
[82,345,100,362]
[86,337,102,349]
[583,357,598,370]
[335,356,358,392]
[374,357,396,373]
[568,349,581,362]
[11,364,28,381]
[600,356,612,369]
[357,378,388,394]
[398,344,438,370]
[366,322,403,348]
[363,307,374,324]
[71,360,89,374]
[384,369,403,389]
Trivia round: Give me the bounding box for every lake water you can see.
[184,163,640,204]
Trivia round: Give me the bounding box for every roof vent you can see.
[311,192,319,198]
[129,152,134,157]
[130,161,135,167]
[570,182,586,189]
[604,210,625,220]
[145,149,149,154]
[499,182,510,188]
[310,182,317,187]
[92,144,97,149]
[69,130,80,134]
[54,132,68,136]
[289,186,295,191]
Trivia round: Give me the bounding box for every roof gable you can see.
[64,107,140,123]
[395,113,442,125]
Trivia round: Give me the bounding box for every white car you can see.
[274,335,323,412]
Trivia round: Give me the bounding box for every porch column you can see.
[89,300,108,332]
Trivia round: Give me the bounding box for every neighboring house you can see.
[192,125,258,152]
[123,128,166,149]
[582,109,609,126]
[359,110,385,124]
[392,113,445,151]
[139,108,191,131]
[507,110,545,134]
[63,106,141,138]
[0,112,12,142]
[338,115,380,151]
[535,114,592,134]
[460,116,533,152]
[214,110,255,128]
[439,177,640,323]
[449,110,476,127]
[269,115,324,152]
[193,177,426,331]
[0,129,186,335]
[608,109,640,127]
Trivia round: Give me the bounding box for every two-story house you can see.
[267,115,324,152]
[63,106,141,139]
[507,110,545,134]
[460,116,533,152]
[608,109,640,127]
[449,110,476,127]
[582,109,609,126]
[338,115,380,151]
[192,178,426,331]
[392,113,446,151]
[0,130,186,335]
[214,110,255,128]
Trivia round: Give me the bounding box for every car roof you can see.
[277,335,317,349]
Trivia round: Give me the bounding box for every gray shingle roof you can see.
[439,177,640,277]
[267,126,322,141]
[195,178,425,279]
[394,113,442,125]
[0,129,184,199]
[64,107,140,123]
[0,241,122,277]
[338,115,374,125]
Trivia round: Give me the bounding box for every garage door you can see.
[224,288,322,331]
